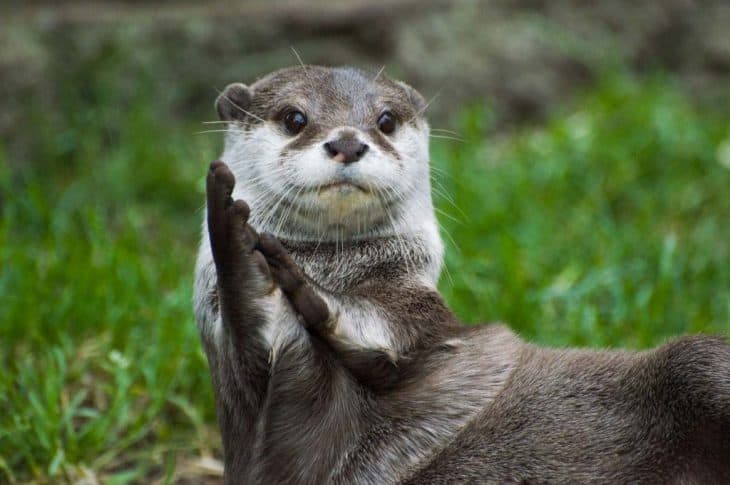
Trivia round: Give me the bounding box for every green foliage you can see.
[1,70,729,481]
[0,49,220,480]
[434,74,730,348]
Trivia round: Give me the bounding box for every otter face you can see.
[216,66,433,241]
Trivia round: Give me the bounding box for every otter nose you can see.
[323,138,369,164]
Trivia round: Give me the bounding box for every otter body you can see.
[193,66,730,484]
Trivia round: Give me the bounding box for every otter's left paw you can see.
[257,233,331,332]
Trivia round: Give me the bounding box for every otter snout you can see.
[324,136,369,164]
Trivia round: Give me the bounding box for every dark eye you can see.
[377,111,396,135]
[283,110,307,135]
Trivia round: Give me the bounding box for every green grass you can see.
[1,71,729,482]
[434,74,730,348]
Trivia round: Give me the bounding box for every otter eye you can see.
[377,111,396,135]
[283,110,307,135]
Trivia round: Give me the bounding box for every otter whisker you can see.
[290,46,317,95]
[274,182,308,237]
[428,164,454,179]
[256,181,298,234]
[378,185,416,276]
[429,134,464,143]
[430,184,469,222]
[429,181,455,204]
[433,207,462,225]
[408,90,441,123]
[430,128,463,137]
[194,129,239,135]
[372,65,386,82]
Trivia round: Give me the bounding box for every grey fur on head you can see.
[193,65,730,484]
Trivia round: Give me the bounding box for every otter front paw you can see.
[206,161,329,331]
[257,233,331,333]
[206,161,272,289]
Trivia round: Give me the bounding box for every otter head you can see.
[215,66,436,244]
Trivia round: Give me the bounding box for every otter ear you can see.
[397,81,427,115]
[216,83,253,121]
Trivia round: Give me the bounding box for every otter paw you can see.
[206,161,270,284]
[257,232,331,331]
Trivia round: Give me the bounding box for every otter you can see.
[193,66,730,484]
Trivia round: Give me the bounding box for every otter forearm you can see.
[193,253,272,481]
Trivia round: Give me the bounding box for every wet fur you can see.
[194,66,730,484]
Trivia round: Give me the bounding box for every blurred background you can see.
[1,0,729,482]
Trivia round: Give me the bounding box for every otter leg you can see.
[205,160,283,481]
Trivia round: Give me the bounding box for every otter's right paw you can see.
[206,161,271,286]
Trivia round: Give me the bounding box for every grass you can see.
[434,74,730,348]
[1,69,729,482]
